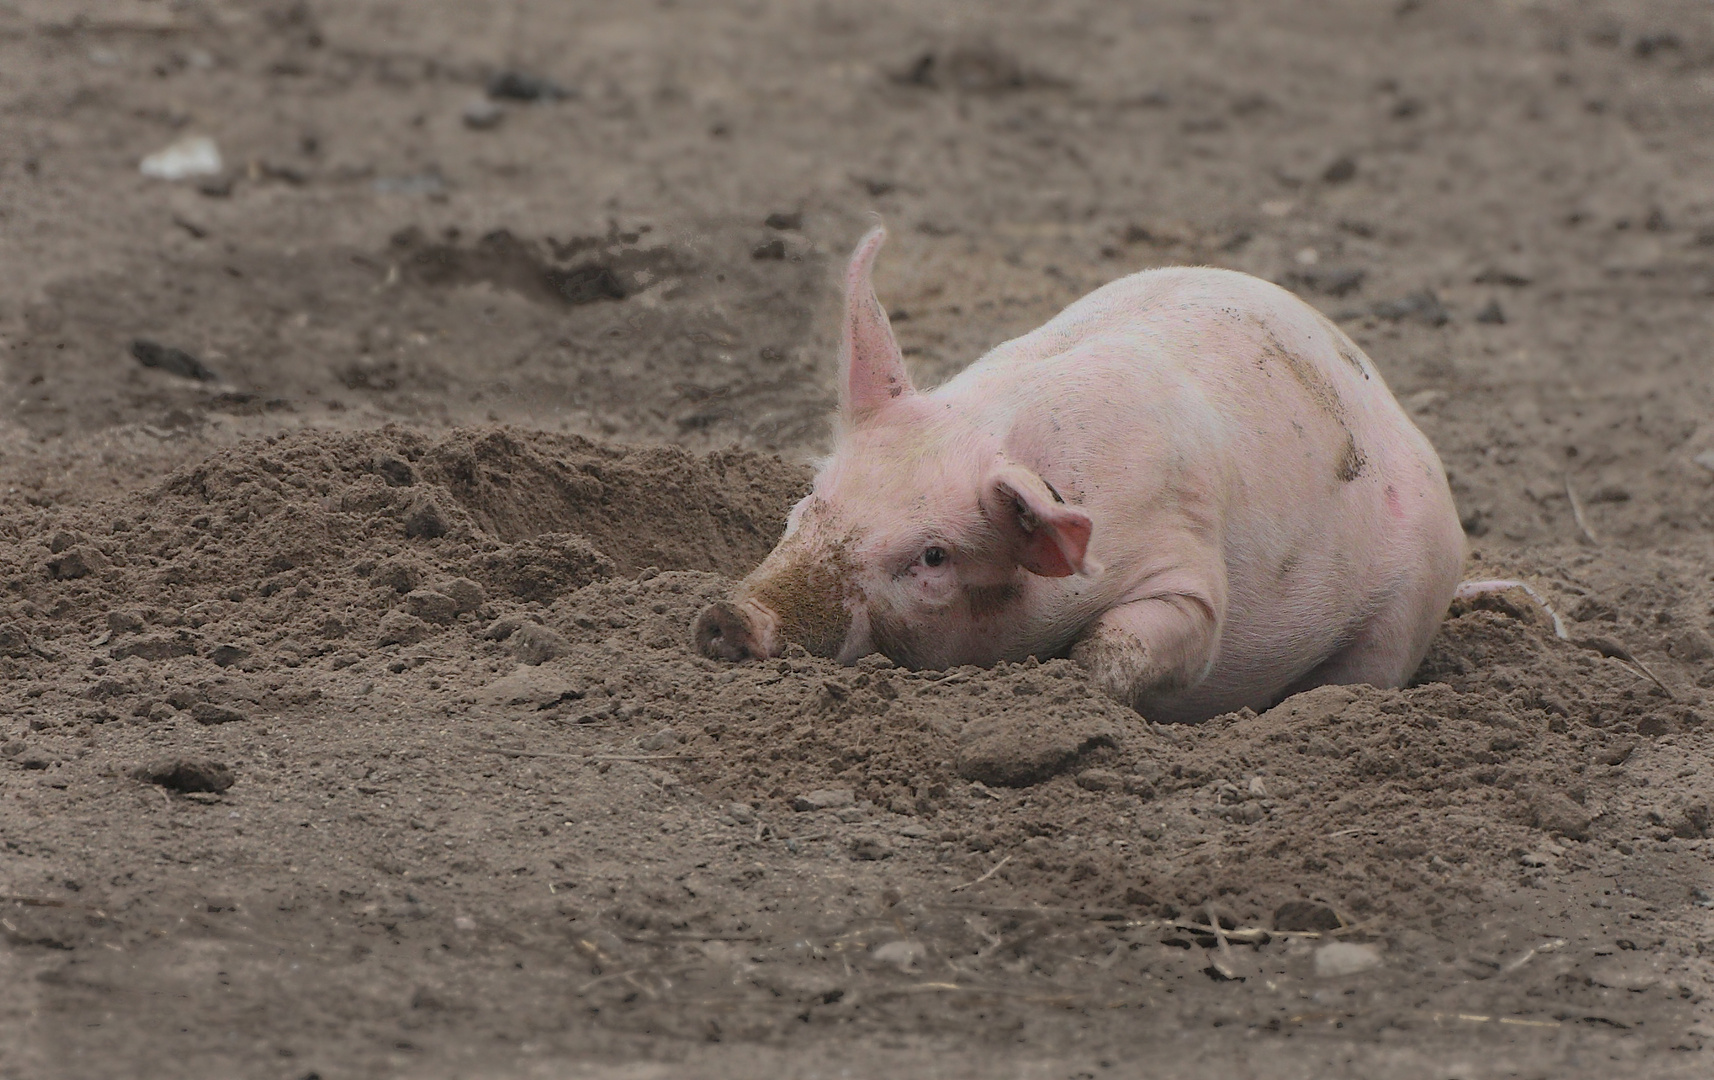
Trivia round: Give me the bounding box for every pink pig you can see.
[695,227,1464,722]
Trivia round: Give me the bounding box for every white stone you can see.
[140,135,223,180]
[1314,941,1383,977]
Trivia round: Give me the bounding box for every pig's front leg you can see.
[1069,592,1222,715]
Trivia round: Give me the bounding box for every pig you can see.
[694,226,1464,722]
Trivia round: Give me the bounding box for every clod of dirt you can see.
[470,535,614,602]
[764,212,802,230]
[955,709,1122,787]
[131,339,218,381]
[1528,787,1593,840]
[377,611,433,646]
[0,623,33,658]
[1273,900,1342,932]
[110,634,198,662]
[508,622,568,665]
[1475,299,1506,324]
[792,789,855,812]
[479,666,583,708]
[134,759,235,794]
[189,703,248,726]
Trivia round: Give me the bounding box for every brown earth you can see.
[2,1,1713,1077]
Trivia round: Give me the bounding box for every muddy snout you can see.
[694,600,766,662]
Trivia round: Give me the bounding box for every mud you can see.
[2,2,1712,1078]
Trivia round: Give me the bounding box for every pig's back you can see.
[952,266,1458,715]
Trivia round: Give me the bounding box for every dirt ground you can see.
[2,1,1712,1077]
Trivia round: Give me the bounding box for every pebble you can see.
[726,802,756,825]
[443,577,486,614]
[1313,941,1382,977]
[131,339,218,381]
[1475,299,1506,324]
[835,806,866,823]
[462,98,504,130]
[639,728,680,752]
[1693,449,1714,474]
[486,70,570,101]
[139,135,223,180]
[870,939,923,969]
[792,788,855,812]
[849,835,891,860]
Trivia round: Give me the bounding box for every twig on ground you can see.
[1564,476,1599,545]
[1205,902,1240,979]
[950,854,1013,893]
[1501,938,1566,974]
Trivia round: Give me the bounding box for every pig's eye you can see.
[921,546,949,568]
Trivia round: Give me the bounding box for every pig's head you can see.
[694,226,1094,669]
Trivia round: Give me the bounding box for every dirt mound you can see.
[0,426,807,677]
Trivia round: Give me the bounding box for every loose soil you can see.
[2,2,1712,1077]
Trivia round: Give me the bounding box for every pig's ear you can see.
[983,465,1096,579]
[839,226,914,427]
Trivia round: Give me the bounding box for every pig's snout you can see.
[694,600,775,662]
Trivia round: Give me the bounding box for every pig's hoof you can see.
[695,601,759,662]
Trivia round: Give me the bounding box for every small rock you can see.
[639,728,680,752]
[1314,941,1382,977]
[462,98,504,130]
[1519,851,1553,867]
[453,914,478,932]
[1075,767,1123,792]
[1372,291,1449,326]
[871,939,923,970]
[1473,267,1532,287]
[752,239,787,260]
[849,835,892,860]
[147,701,176,722]
[376,611,434,647]
[898,823,931,838]
[792,789,855,812]
[405,589,460,625]
[131,339,218,381]
[442,577,486,614]
[190,703,248,725]
[835,806,867,823]
[764,211,802,230]
[1322,155,1358,184]
[1274,900,1342,933]
[1529,788,1592,841]
[726,802,756,825]
[508,622,568,665]
[139,135,223,180]
[135,758,234,794]
[487,70,570,101]
[48,531,80,554]
[1693,449,1714,474]
[1474,299,1506,324]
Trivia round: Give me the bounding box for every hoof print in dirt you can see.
[956,711,1121,787]
[135,759,235,794]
